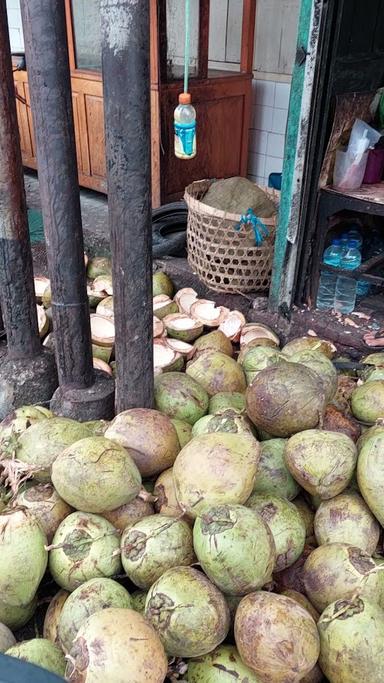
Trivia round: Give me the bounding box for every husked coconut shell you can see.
[175,287,198,314]
[240,322,280,348]
[218,310,246,342]
[37,304,49,337]
[34,276,50,303]
[153,294,178,319]
[105,408,180,478]
[90,314,115,347]
[153,316,165,338]
[235,592,319,682]
[66,608,167,683]
[165,337,195,359]
[93,357,113,375]
[153,339,183,372]
[186,351,246,396]
[163,313,203,342]
[190,300,228,327]
[96,295,114,319]
[92,275,113,295]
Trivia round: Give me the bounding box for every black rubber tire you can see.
[152,202,188,258]
[0,654,64,682]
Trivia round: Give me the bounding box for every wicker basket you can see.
[185,179,279,294]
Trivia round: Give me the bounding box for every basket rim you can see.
[184,178,279,226]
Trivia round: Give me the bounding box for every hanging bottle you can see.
[174,93,196,160]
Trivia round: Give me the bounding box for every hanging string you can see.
[184,0,191,94]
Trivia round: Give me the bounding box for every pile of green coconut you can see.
[3,269,384,682]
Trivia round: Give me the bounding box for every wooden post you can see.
[240,0,256,74]
[0,0,41,361]
[100,0,154,412]
[20,0,94,389]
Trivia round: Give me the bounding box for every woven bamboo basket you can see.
[185,179,279,294]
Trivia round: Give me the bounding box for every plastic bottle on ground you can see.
[316,239,342,310]
[334,239,362,314]
[340,233,349,255]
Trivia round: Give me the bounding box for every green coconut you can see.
[0,624,16,653]
[0,597,37,630]
[289,349,337,402]
[0,405,52,448]
[246,362,326,437]
[238,345,282,385]
[96,295,114,319]
[281,590,320,623]
[209,392,246,415]
[173,433,260,518]
[194,330,233,358]
[101,494,154,532]
[43,589,69,646]
[193,504,275,596]
[49,512,121,591]
[362,351,384,366]
[186,351,246,397]
[191,412,255,438]
[246,493,306,571]
[6,639,66,677]
[314,492,380,554]
[357,432,384,525]
[87,256,112,280]
[84,419,110,436]
[374,557,384,609]
[318,597,384,682]
[121,515,195,589]
[251,438,300,500]
[105,408,180,477]
[282,336,336,359]
[285,430,357,499]
[51,436,142,513]
[145,566,230,657]
[235,592,319,683]
[66,608,167,683]
[351,380,384,423]
[15,417,91,482]
[153,271,174,298]
[42,285,52,309]
[0,509,47,607]
[154,467,184,518]
[186,645,261,682]
[303,543,380,613]
[15,482,73,543]
[171,418,192,448]
[293,496,315,543]
[154,372,209,425]
[58,578,132,653]
[131,590,148,614]
[357,422,384,451]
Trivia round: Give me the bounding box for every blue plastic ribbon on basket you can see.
[234,208,269,246]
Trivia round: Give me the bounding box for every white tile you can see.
[253,79,276,107]
[8,27,23,51]
[272,107,288,135]
[253,105,274,132]
[274,82,291,110]
[267,133,285,159]
[6,0,21,10]
[248,152,266,178]
[265,156,283,180]
[249,130,268,155]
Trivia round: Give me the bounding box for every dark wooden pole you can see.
[100,0,154,412]
[20,0,94,389]
[0,0,41,361]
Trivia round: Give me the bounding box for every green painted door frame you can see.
[269,0,326,313]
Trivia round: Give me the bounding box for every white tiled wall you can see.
[248,79,290,186]
[6,0,24,52]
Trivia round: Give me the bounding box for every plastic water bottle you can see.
[316,239,342,310]
[340,233,349,255]
[334,239,362,314]
[346,228,369,297]
[347,227,363,249]
[174,93,196,159]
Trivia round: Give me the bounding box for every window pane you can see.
[72,0,101,71]
[166,0,200,80]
